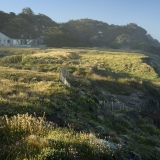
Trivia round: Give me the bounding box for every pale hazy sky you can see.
[0,0,160,41]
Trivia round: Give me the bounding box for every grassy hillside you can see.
[0,47,160,159]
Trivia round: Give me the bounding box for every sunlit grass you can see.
[81,51,158,81]
[0,47,160,113]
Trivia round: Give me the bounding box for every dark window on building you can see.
[7,40,10,43]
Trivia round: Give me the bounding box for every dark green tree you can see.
[21,7,34,15]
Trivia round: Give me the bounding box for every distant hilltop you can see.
[0,7,160,53]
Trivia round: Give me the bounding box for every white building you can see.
[0,32,12,46]
[0,32,44,47]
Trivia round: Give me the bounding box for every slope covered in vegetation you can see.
[0,47,160,159]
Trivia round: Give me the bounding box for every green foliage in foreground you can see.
[1,113,160,160]
[0,114,126,160]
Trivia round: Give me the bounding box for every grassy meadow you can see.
[0,47,160,159]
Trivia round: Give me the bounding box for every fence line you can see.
[99,100,131,112]
[59,68,133,112]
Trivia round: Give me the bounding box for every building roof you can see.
[0,32,11,39]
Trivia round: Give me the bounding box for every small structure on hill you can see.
[0,32,12,46]
[59,68,81,87]
[59,68,71,87]
[0,32,45,47]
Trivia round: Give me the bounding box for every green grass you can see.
[0,47,160,159]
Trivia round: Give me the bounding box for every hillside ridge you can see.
[0,7,160,53]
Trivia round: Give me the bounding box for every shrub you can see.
[0,113,53,159]
[1,55,23,63]
[0,113,52,144]
[141,124,160,136]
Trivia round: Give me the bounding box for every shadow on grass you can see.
[90,67,143,94]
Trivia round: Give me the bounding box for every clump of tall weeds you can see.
[0,113,53,159]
